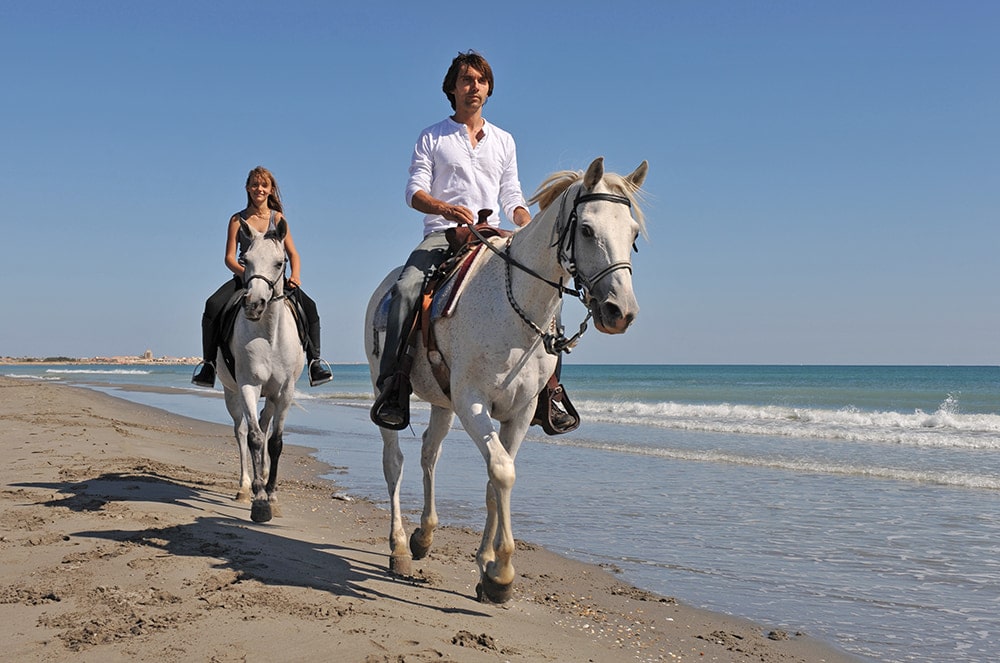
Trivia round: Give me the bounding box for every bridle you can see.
[242,238,289,310]
[553,189,635,302]
[467,186,636,355]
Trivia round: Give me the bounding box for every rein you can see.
[466,187,635,355]
[464,221,575,295]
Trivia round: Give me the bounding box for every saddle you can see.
[371,223,507,390]
[421,224,510,395]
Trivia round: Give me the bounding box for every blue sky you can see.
[3,1,997,365]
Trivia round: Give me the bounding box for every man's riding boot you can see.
[549,398,577,431]
[531,376,580,435]
[192,362,216,388]
[372,305,421,430]
[371,372,412,430]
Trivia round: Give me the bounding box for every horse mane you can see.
[527,168,646,233]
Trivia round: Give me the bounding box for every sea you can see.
[5,363,999,663]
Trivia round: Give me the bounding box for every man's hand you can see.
[440,204,475,225]
[411,190,475,225]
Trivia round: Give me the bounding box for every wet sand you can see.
[0,376,859,662]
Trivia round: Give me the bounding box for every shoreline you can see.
[0,376,861,662]
[0,358,201,366]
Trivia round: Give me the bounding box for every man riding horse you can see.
[371,50,577,433]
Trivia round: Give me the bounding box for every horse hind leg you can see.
[224,389,253,503]
[473,479,515,603]
[409,405,453,560]
[381,427,411,575]
[475,433,518,603]
[234,422,253,503]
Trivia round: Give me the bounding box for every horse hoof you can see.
[409,528,431,560]
[389,554,412,577]
[250,500,272,523]
[476,576,514,604]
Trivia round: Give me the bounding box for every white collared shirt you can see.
[405,116,527,236]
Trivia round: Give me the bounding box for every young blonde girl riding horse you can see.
[193,166,332,388]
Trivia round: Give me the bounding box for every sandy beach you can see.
[0,376,858,662]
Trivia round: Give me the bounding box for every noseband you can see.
[244,273,284,297]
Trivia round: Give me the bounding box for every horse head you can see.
[560,157,647,334]
[239,218,288,321]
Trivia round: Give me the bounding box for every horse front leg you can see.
[478,478,499,578]
[409,405,454,561]
[263,430,284,519]
[246,424,272,523]
[260,396,286,518]
[477,416,530,602]
[455,400,515,603]
[240,385,272,523]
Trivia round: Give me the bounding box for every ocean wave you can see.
[542,437,1000,491]
[293,391,373,402]
[576,399,1000,450]
[44,368,152,375]
[3,373,63,381]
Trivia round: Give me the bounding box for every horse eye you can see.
[275,262,283,270]
[581,225,595,239]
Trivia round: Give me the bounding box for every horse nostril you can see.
[604,302,623,323]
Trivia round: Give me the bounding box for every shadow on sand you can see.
[14,469,489,617]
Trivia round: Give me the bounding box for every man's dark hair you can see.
[442,50,494,110]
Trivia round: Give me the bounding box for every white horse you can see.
[364,157,647,602]
[217,218,305,523]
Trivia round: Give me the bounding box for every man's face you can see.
[450,64,490,112]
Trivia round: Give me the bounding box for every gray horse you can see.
[217,218,305,523]
[365,157,648,602]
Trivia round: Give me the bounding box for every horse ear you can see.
[583,157,605,190]
[239,218,253,237]
[274,218,288,241]
[626,160,648,189]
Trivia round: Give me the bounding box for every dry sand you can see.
[0,376,859,662]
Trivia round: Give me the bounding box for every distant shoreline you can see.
[0,356,200,366]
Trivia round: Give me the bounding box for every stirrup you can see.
[531,382,580,435]
[308,359,333,387]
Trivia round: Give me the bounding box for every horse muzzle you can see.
[590,298,637,334]
[243,296,267,321]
